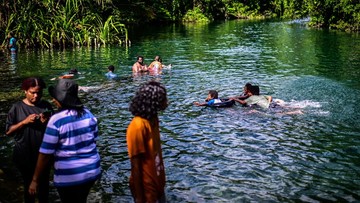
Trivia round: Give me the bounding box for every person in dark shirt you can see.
[5,77,53,203]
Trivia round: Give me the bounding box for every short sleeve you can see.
[126,117,146,158]
[5,104,16,133]
[39,117,59,154]
[207,99,215,106]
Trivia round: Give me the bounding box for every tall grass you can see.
[0,0,128,49]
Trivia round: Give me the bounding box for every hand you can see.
[24,114,39,124]
[194,102,200,106]
[39,113,49,123]
[28,180,38,195]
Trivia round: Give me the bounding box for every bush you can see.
[182,7,210,23]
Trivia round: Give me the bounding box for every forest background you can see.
[0,0,359,49]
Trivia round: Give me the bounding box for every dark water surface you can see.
[1,19,360,202]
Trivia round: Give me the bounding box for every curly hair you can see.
[129,81,168,120]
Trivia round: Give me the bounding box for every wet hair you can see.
[249,85,260,95]
[108,65,115,72]
[68,69,78,74]
[21,77,46,90]
[244,83,252,89]
[208,90,218,99]
[137,56,144,60]
[129,81,168,120]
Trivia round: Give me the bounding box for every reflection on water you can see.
[1,19,360,202]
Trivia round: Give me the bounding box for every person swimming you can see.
[51,69,80,80]
[231,85,271,109]
[105,65,118,79]
[194,90,223,106]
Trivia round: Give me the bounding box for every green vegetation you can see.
[0,0,128,49]
[0,0,358,49]
[183,7,211,22]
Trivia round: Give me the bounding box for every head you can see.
[154,56,160,61]
[205,90,218,101]
[244,83,252,93]
[22,77,46,105]
[68,69,78,74]
[7,32,14,38]
[248,85,260,96]
[129,81,168,120]
[108,65,115,72]
[48,79,83,110]
[137,56,144,64]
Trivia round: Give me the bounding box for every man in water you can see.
[132,56,148,73]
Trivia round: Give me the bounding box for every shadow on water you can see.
[1,19,360,202]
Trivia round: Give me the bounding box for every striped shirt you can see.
[40,108,101,187]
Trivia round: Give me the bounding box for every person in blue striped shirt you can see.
[29,79,101,203]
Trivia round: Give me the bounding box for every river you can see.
[0,19,360,202]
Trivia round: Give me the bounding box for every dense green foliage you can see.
[0,0,358,49]
[0,0,129,48]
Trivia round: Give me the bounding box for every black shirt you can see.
[6,100,53,169]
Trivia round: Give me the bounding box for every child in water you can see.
[194,90,222,106]
[231,85,271,109]
[105,65,118,79]
[229,83,253,101]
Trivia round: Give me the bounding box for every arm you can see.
[230,98,246,105]
[8,38,13,48]
[193,102,208,106]
[148,61,158,70]
[29,153,52,195]
[132,64,139,73]
[6,114,38,136]
[265,95,272,103]
[141,64,148,72]
[130,154,145,203]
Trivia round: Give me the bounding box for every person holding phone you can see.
[5,77,53,203]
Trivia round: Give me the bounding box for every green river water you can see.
[0,19,360,202]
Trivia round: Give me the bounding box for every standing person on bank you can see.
[126,81,168,203]
[28,79,101,203]
[7,31,17,53]
[5,77,53,203]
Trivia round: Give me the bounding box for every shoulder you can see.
[128,116,153,132]
[245,95,255,101]
[7,101,22,114]
[9,100,30,111]
[129,116,149,127]
[11,101,24,108]
[207,99,215,105]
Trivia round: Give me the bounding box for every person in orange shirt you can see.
[126,81,168,203]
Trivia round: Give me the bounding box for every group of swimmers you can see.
[132,55,171,73]
[52,55,170,81]
[194,83,302,114]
